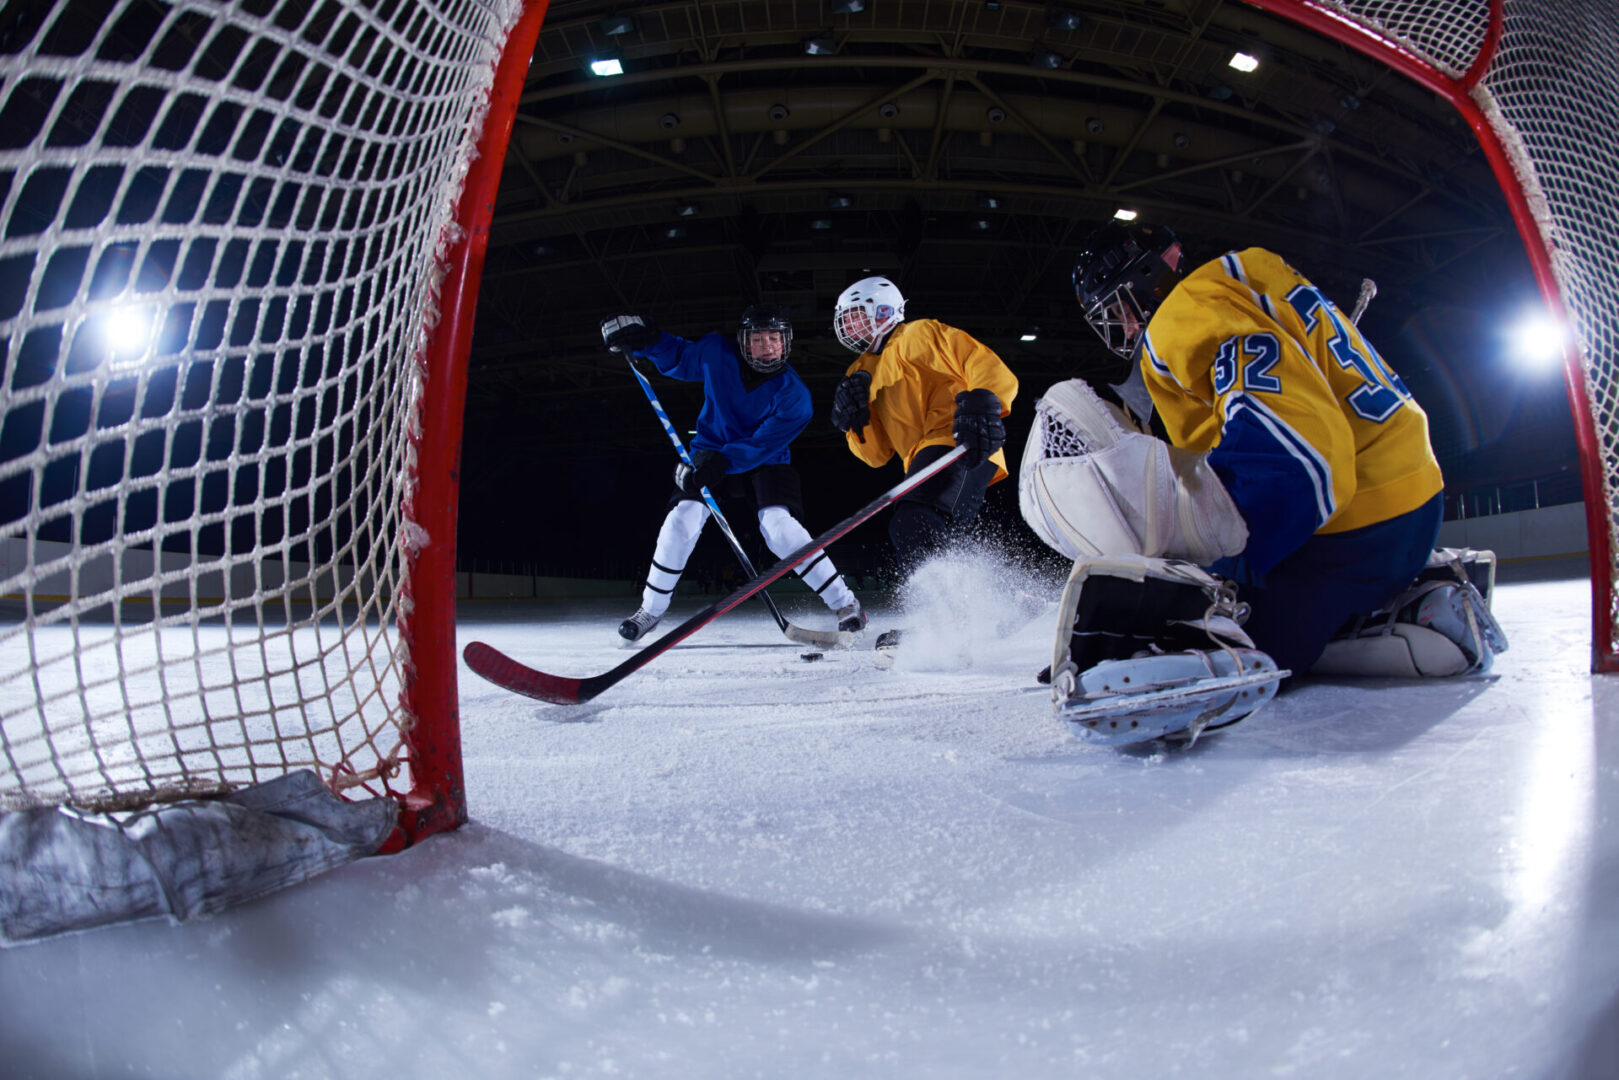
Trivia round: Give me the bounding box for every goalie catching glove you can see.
[1048,554,1286,746]
[675,450,728,496]
[601,312,662,354]
[1018,378,1247,565]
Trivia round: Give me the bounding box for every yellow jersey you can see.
[843,318,1019,483]
[1141,248,1442,575]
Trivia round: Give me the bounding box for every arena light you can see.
[588,56,623,77]
[1113,208,1139,221]
[1020,328,1039,342]
[1509,309,1567,370]
[101,304,154,368]
[1229,51,1260,73]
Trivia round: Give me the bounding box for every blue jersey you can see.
[637,332,813,473]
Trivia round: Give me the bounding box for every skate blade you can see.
[1058,658,1285,746]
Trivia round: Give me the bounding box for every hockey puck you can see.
[800,651,824,662]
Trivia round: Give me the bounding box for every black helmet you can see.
[737,304,793,374]
[1072,222,1182,359]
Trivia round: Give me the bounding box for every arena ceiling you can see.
[459,0,1556,565]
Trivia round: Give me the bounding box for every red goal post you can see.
[1251,0,1619,672]
[0,1,552,840]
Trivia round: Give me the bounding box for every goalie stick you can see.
[1350,277,1377,325]
[464,446,969,705]
[626,357,842,649]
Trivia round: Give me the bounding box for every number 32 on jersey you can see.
[1211,284,1413,423]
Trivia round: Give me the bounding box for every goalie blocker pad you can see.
[1018,379,1248,565]
[1310,547,1508,678]
[1049,555,1286,746]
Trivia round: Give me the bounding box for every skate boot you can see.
[617,607,661,643]
[1049,555,1285,746]
[836,601,868,634]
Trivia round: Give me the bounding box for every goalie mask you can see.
[737,304,793,375]
[1072,222,1182,360]
[833,276,906,354]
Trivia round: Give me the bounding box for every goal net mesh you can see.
[0,0,523,813]
[1295,1,1619,661]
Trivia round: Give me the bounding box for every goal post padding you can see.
[1251,0,1619,672]
[0,0,553,857]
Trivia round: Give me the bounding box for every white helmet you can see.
[833,276,906,353]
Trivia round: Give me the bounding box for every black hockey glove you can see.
[675,449,728,496]
[953,388,1005,468]
[601,312,662,354]
[830,370,873,435]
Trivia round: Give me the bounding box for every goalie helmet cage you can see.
[1251,0,1619,673]
[0,0,552,842]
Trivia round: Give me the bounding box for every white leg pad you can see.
[641,500,710,615]
[759,505,855,612]
[1310,547,1507,678]
[1018,379,1247,564]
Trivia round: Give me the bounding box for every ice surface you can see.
[3,558,1617,1079]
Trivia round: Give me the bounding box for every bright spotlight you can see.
[588,57,623,77]
[1113,208,1138,221]
[1509,311,1566,369]
[1229,51,1260,73]
[101,305,154,367]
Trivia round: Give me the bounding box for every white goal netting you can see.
[1288,1,1619,666]
[0,0,524,813]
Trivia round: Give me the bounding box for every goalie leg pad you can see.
[1049,555,1287,746]
[1309,547,1507,678]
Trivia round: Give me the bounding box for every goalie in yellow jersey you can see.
[1020,222,1505,745]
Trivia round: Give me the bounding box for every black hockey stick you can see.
[464,446,967,704]
[625,357,842,649]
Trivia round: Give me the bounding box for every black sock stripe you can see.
[651,559,685,576]
[812,573,842,596]
[646,581,675,595]
[797,552,828,579]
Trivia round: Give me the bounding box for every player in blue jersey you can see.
[601,306,865,643]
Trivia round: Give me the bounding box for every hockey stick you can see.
[625,358,842,649]
[1350,277,1377,325]
[464,446,968,704]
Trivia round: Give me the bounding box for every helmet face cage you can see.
[1081,283,1154,360]
[833,277,906,353]
[737,305,793,373]
[1073,224,1179,360]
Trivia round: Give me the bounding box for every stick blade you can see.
[463,641,583,704]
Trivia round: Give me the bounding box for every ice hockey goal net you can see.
[1254,0,1619,672]
[0,0,550,837]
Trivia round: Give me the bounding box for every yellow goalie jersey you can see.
[1141,247,1442,578]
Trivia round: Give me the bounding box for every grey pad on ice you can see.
[0,770,397,945]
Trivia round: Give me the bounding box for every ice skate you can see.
[617,607,661,644]
[1048,554,1286,746]
[836,601,868,634]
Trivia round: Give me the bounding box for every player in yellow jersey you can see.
[1017,222,1503,745]
[828,276,1019,570]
